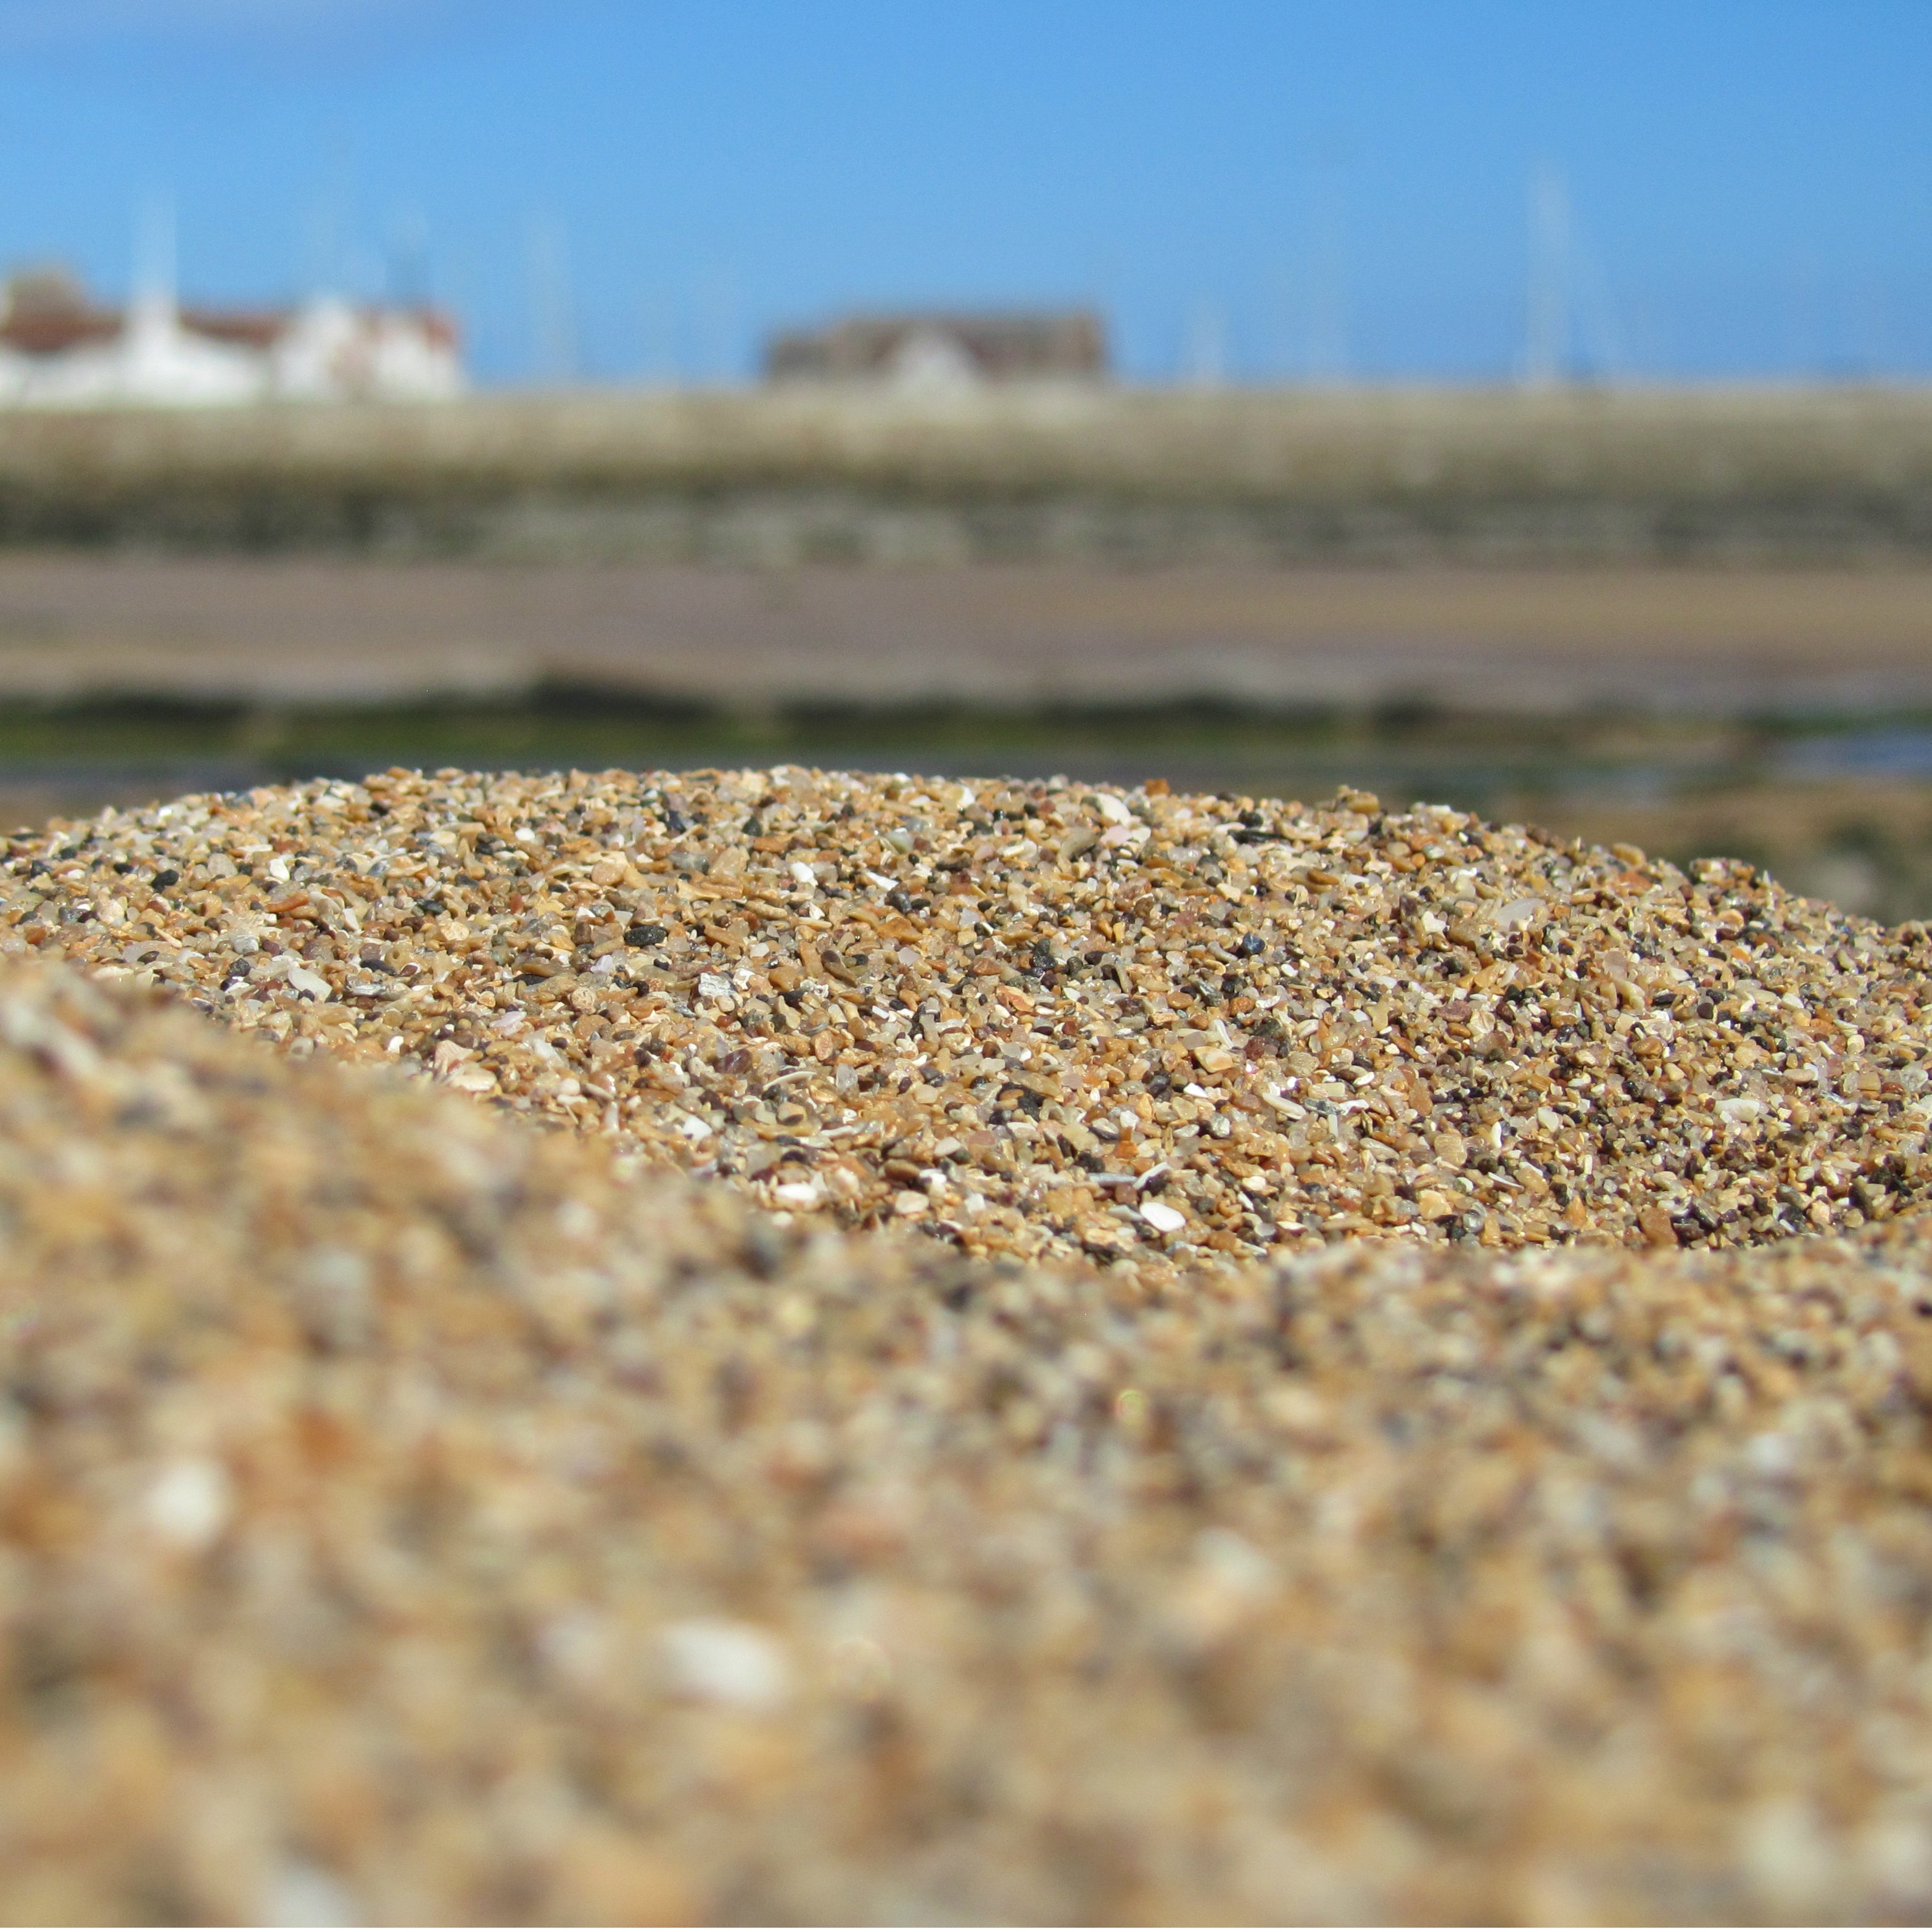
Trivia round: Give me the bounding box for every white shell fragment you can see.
[660,1619,790,1710]
[144,1456,233,1551]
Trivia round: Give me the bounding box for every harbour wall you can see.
[0,384,1926,564]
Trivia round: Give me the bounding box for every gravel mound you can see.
[6,767,1932,1271]
[2,956,1932,1923]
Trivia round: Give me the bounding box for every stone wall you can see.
[0,384,1927,563]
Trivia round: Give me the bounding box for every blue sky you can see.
[0,0,1925,384]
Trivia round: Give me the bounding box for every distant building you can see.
[765,310,1107,389]
[0,265,464,408]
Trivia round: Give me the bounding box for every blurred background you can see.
[2,0,1931,912]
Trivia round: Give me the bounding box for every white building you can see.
[0,266,464,408]
[268,295,464,403]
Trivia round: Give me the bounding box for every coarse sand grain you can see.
[0,957,1930,1922]
[6,768,1932,1922]
[7,767,1932,1273]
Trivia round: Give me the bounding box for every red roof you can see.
[0,306,121,355]
[0,268,462,360]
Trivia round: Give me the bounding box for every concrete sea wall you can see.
[0,384,1926,563]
